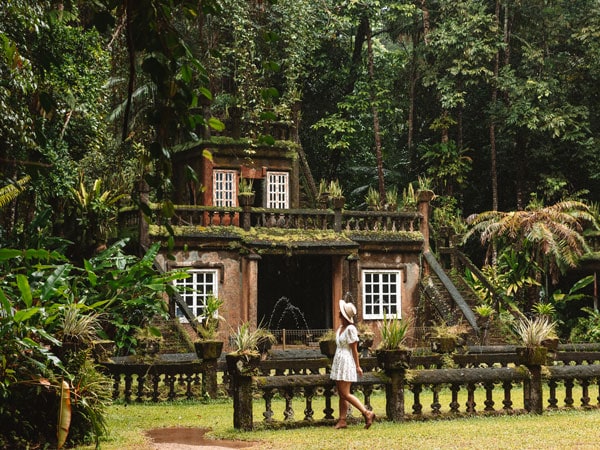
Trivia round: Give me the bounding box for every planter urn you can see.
[238,193,255,207]
[330,196,345,210]
[376,349,412,371]
[194,340,224,360]
[516,346,549,366]
[319,339,337,358]
[226,352,261,376]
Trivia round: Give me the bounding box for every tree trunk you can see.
[123,0,136,142]
[489,0,500,213]
[420,0,431,45]
[366,17,386,199]
[407,32,418,169]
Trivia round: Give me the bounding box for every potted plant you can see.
[375,313,412,370]
[318,329,337,358]
[429,321,469,354]
[532,303,559,351]
[318,179,329,208]
[237,177,255,207]
[401,183,418,210]
[514,316,557,365]
[54,304,104,360]
[328,180,345,209]
[365,186,380,211]
[255,328,277,359]
[194,294,225,360]
[226,322,263,376]
[357,322,375,356]
[385,186,398,211]
[474,304,496,329]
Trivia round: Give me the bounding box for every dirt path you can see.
[146,427,261,450]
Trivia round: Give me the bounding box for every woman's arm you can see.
[350,341,363,377]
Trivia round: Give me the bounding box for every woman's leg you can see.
[337,380,375,429]
[337,380,367,415]
[335,381,349,428]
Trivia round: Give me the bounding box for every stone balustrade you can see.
[99,353,219,402]
[118,205,423,234]
[97,345,600,431]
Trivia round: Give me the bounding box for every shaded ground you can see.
[146,427,260,450]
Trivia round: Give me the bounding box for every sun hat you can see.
[339,299,357,324]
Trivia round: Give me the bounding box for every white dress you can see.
[330,325,359,382]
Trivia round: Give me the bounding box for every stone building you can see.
[120,122,451,348]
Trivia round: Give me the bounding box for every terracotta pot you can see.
[194,340,223,360]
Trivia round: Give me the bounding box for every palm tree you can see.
[464,200,599,307]
[0,176,30,209]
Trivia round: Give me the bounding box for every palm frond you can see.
[0,176,31,208]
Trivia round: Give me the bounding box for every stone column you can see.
[226,355,255,431]
[417,190,434,254]
[332,255,344,329]
[378,350,410,421]
[243,254,261,326]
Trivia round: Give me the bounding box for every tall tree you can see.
[465,200,598,308]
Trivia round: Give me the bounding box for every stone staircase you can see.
[420,254,508,346]
[150,318,196,354]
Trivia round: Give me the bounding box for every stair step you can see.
[151,318,195,354]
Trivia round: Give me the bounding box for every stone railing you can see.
[229,345,600,430]
[119,205,423,234]
[99,353,220,402]
[98,345,600,429]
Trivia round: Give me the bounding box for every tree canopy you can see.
[2,0,600,246]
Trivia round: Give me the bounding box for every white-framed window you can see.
[174,269,219,322]
[266,171,289,209]
[362,270,402,320]
[213,170,237,207]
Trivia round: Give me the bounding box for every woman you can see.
[329,299,376,429]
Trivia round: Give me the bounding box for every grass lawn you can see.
[79,389,600,449]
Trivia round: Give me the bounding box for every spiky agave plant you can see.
[514,316,557,347]
[377,312,410,350]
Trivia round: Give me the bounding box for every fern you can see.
[0,176,31,208]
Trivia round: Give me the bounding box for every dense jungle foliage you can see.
[1,1,600,447]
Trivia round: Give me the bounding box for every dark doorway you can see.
[257,255,332,329]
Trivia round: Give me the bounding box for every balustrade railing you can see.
[118,205,423,234]
[98,345,600,430]
[230,345,600,430]
[99,354,218,402]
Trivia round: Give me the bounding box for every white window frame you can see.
[173,269,219,322]
[266,171,289,209]
[361,269,402,320]
[213,170,237,207]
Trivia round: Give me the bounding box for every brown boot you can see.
[363,411,375,429]
[334,419,347,429]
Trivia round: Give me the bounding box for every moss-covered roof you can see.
[171,137,301,157]
[344,230,424,243]
[243,227,358,250]
[149,224,424,255]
